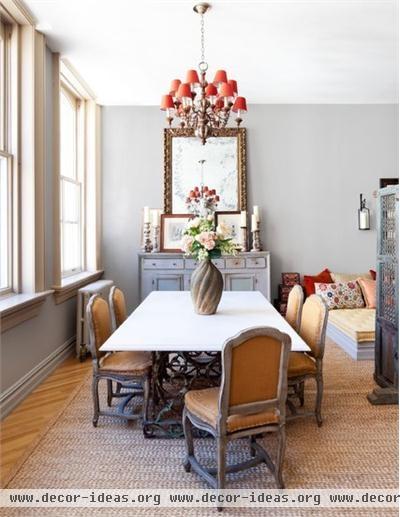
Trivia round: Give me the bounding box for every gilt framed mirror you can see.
[163,128,247,214]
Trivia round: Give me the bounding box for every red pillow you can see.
[370,269,376,280]
[303,268,333,298]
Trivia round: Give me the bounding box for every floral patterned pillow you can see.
[314,282,365,310]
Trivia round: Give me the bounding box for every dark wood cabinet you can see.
[368,185,398,405]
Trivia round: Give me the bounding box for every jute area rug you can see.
[2,339,398,517]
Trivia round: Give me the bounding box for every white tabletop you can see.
[100,291,309,353]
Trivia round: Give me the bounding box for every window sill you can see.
[52,270,104,304]
[0,291,54,333]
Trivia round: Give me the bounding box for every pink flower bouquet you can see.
[181,216,237,261]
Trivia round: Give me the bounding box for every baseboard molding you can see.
[0,336,76,418]
[327,323,374,360]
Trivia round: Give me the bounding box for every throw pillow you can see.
[358,277,376,309]
[315,281,365,310]
[303,268,332,298]
[331,272,372,283]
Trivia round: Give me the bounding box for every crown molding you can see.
[0,0,36,26]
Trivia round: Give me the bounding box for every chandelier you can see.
[160,2,247,145]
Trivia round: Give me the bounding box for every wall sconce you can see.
[358,193,370,230]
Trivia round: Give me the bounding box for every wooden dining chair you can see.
[109,286,127,330]
[182,327,291,498]
[285,285,304,332]
[86,294,152,427]
[287,294,328,426]
[108,286,128,403]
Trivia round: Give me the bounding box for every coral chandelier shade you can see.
[160,3,248,145]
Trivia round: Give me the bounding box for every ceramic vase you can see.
[190,259,223,315]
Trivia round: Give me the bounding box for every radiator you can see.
[76,279,114,360]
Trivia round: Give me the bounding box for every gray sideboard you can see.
[138,251,271,302]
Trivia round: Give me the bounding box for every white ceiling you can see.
[25,0,398,105]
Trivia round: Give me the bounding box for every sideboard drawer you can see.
[184,258,225,269]
[185,259,198,269]
[225,258,245,269]
[143,259,184,270]
[245,257,266,268]
[212,259,225,269]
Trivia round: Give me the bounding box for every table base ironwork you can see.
[143,351,221,438]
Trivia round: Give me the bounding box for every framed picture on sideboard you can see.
[160,214,193,253]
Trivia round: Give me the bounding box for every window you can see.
[53,58,101,296]
[59,86,84,277]
[0,18,12,294]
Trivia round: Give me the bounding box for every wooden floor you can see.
[0,355,91,485]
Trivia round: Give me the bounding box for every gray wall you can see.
[0,48,76,395]
[102,104,398,310]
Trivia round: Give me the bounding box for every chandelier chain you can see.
[200,12,205,63]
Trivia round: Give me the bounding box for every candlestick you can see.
[240,226,248,252]
[151,225,160,253]
[251,228,261,252]
[142,221,153,253]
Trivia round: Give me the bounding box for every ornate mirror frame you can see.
[163,127,247,214]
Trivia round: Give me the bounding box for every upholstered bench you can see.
[326,308,375,360]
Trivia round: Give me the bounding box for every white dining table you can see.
[100,290,309,353]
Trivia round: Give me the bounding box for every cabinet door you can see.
[153,274,184,291]
[225,274,256,291]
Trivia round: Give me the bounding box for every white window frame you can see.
[0,17,13,296]
[59,84,85,278]
[51,56,102,302]
[0,151,12,294]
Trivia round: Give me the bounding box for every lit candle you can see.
[151,209,160,227]
[251,214,257,232]
[143,206,150,224]
[253,205,260,222]
[240,210,247,227]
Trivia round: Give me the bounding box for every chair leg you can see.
[107,380,113,407]
[276,425,286,489]
[116,382,122,394]
[217,436,226,512]
[142,375,150,423]
[182,408,194,473]
[92,376,100,427]
[299,381,305,407]
[316,374,323,427]
[249,435,256,457]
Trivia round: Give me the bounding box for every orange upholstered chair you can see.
[86,294,152,427]
[182,327,291,496]
[287,294,328,426]
[285,285,304,332]
[109,286,127,330]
